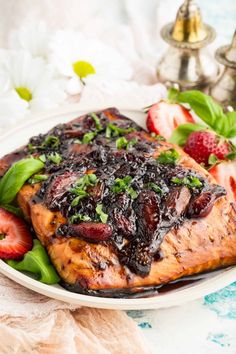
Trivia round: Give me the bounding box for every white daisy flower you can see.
[49,30,133,95]
[0,51,66,114]
[9,22,49,59]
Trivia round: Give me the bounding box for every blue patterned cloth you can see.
[127,282,236,353]
[128,1,236,352]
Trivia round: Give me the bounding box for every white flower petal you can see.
[0,90,28,129]
[79,80,167,109]
[9,22,49,59]
[0,71,11,92]
[66,77,83,95]
[29,97,61,112]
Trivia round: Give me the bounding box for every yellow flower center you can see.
[15,87,32,102]
[72,61,96,79]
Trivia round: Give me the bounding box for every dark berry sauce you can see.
[28,108,226,277]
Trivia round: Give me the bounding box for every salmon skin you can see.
[2,108,236,297]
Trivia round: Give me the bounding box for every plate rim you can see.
[0,104,235,310]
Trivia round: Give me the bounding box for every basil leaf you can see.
[169,123,205,146]
[177,91,224,131]
[176,91,236,138]
[7,239,60,284]
[96,204,108,223]
[225,111,236,138]
[0,158,44,205]
[156,149,180,164]
[167,87,179,103]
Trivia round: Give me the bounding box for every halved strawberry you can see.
[209,161,236,203]
[146,101,194,140]
[0,208,33,259]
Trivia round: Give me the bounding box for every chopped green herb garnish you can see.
[82,132,97,144]
[74,139,82,144]
[28,135,60,152]
[150,132,166,141]
[28,174,48,184]
[28,143,35,153]
[87,173,98,184]
[74,173,98,190]
[146,182,163,195]
[105,123,136,138]
[126,186,138,199]
[38,154,46,163]
[116,137,128,149]
[69,173,98,206]
[208,154,219,166]
[48,152,62,165]
[41,135,60,149]
[96,204,108,223]
[111,176,132,192]
[105,125,112,138]
[171,176,202,189]
[127,138,138,149]
[116,137,137,150]
[111,176,138,199]
[156,149,180,165]
[90,112,103,131]
[70,190,89,206]
[69,214,91,223]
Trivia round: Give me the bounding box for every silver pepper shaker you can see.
[210,30,236,110]
[157,0,219,90]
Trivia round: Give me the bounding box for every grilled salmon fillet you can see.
[1,108,236,296]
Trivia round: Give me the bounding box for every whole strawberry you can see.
[183,131,232,165]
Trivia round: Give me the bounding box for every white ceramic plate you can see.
[0,104,235,310]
